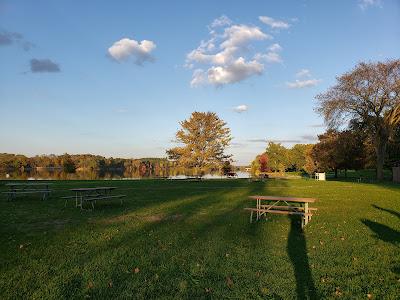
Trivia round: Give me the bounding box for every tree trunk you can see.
[375,138,387,181]
[334,168,338,178]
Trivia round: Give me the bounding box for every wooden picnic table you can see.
[245,195,317,228]
[64,187,125,210]
[3,182,53,200]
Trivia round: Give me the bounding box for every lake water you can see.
[0,169,250,180]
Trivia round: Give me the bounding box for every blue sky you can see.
[1,0,399,165]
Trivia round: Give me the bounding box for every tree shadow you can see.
[372,204,400,220]
[361,219,400,245]
[287,215,317,300]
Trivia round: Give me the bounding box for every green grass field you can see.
[0,179,399,299]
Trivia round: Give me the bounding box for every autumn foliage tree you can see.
[258,153,269,172]
[316,60,400,180]
[310,129,366,177]
[166,112,232,173]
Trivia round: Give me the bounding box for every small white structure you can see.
[315,172,326,181]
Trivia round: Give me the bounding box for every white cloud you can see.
[233,104,249,113]
[286,79,321,89]
[186,16,283,87]
[210,15,232,28]
[254,42,283,63]
[358,0,382,10]
[220,24,270,49]
[191,58,263,87]
[208,57,264,86]
[268,43,282,52]
[259,16,290,29]
[255,51,282,63]
[287,69,320,88]
[108,38,156,65]
[190,69,207,87]
[296,69,311,78]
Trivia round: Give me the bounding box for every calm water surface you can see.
[1,169,250,180]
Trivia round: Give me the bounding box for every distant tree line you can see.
[251,143,314,175]
[252,123,400,178]
[0,153,173,174]
[252,60,400,180]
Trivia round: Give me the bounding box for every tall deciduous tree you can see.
[316,60,400,180]
[288,144,311,172]
[166,112,232,172]
[311,130,366,177]
[265,142,288,172]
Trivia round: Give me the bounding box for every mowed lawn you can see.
[0,179,399,299]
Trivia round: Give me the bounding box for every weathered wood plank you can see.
[249,195,316,203]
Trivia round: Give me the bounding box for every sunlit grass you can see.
[0,179,399,299]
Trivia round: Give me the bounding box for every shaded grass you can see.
[0,179,399,299]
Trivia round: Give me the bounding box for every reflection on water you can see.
[1,168,250,180]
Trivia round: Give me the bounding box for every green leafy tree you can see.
[311,129,366,177]
[265,142,288,172]
[288,144,311,172]
[166,112,232,173]
[60,153,76,173]
[316,60,400,180]
[304,145,318,175]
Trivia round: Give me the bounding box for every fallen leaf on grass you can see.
[226,276,234,289]
[133,267,140,274]
[335,287,342,297]
[87,281,94,289]
[260,287,269,295]
[205,287,212,293]
[108,281,113,288]
[19,242,31,249]
[367,293,373,299]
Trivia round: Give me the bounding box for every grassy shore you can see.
[0,179,399,299]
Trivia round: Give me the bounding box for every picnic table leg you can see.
[304,202,309,226]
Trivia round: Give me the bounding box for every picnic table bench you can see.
[62,187,126,210]
[245,195,317,228]
[3,182,52,201]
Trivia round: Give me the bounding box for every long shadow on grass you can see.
[361,219,400,245]
[82,181,275,298]
[287,215,317,300]
[372,204,400,220]
[363,206,400,277]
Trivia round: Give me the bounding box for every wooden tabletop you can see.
[249,195,316,203]
[6,183,53,186]
[70,187,116,192]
